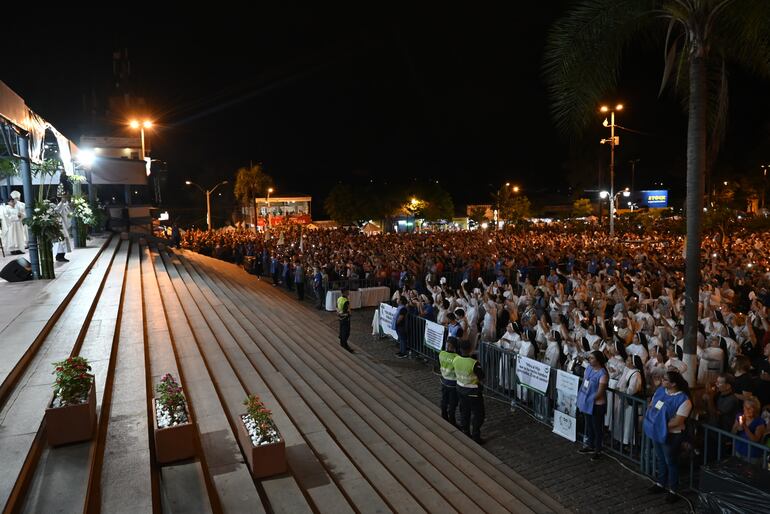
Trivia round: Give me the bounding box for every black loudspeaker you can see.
[0,257,32,282]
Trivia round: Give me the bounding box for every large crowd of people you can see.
[178,222,770,495]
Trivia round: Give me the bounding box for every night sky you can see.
[4,6,769,219]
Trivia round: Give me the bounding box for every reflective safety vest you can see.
[438,351,457,382]
[454,356,479,388]
[642,386,688,444]
[577,366,607,415]
[337,296,349,314]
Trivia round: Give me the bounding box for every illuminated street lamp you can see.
[128,119,153,161]
[599,188,630,225]
[186,180,229,231]
[600,103,624,236]
[266,187,275,230]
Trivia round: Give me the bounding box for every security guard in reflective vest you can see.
[337,289,354,353]
[439,337,459,426]
[455,339,485,444]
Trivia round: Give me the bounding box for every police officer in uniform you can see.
[455,339,485,444]
[439,337,459,426]
[337,289,354,353]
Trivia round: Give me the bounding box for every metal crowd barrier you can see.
[477,342,704,488]
[405,314,440,362]
[702,424,770,469]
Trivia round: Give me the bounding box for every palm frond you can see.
[543,0,657,136]
[711,0,770,78]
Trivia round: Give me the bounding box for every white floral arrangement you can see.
[72,196,96,227]
[26,200,63,240]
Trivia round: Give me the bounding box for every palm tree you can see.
[233,163,274,233]
[544,0,770,385]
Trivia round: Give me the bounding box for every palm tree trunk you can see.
[683,52,707,386]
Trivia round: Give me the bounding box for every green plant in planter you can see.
[155,373,187,424]
[52,356,92,406]
[244,394,280,445]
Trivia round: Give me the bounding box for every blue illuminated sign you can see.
[640,190,668,208]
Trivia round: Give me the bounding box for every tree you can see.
[572,198,594,218]
[494,185,531,225]
[544,0,770,385]
[324,183,360,225]
[413,182,454,221]
[468,206,489,225]
[233,164,274,232]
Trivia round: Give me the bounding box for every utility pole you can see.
[600,104,623,236]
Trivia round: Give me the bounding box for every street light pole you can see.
[601,104,623,236]
[266,187,274,232]
[186,180,228,231]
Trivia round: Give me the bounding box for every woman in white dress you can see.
[613,355,645,445]
[481,299,497,342]
[605,341,627,427]
[698,335,726,386]
[496,323,519,390]
[543,330,562,369]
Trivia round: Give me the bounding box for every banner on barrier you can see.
[378,303,398,339]
[515,356,551,394]
[423,320,445,351]
[553,369,579,442]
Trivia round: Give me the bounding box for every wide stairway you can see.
[0,238,566,514]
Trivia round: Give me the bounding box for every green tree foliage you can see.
[468,206,489,225]
[324,181,454,224]
[0,158,18,180]
[233,164,274,229]
[408,182,454,221]
[493,185,531,225]
[571,198,594,218]
[323,184,361,225]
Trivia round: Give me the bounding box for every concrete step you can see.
[142,247,212,514]
[0,237,113,407]
[0,238,122,512]
[181,252,516,513]
[98,243,154,513]
[157,250,316,514]
[170,250,389,514]
[186,250,567,514]
[149,249,266,514]
[21,241,130,513]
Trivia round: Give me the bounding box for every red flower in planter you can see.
[51,356,92,405]
[156,374,187,424]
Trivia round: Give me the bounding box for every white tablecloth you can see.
[325,290,362,311]
[358,286,391,307]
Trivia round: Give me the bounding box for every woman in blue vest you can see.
[643,371,692,504]
[577,350,609,461]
